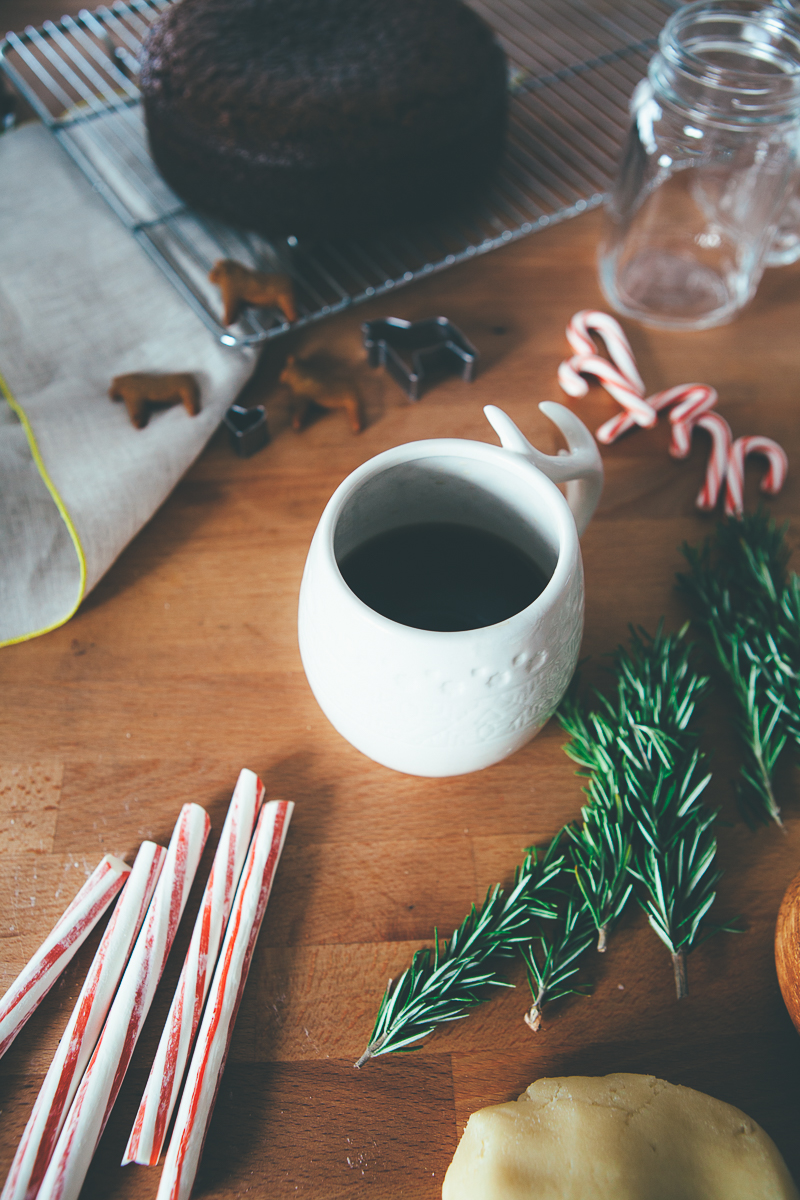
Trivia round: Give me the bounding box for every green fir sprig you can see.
[678,511,798,827]
[354,840,563,1066]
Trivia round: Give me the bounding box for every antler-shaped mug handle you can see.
[484,403,603,536]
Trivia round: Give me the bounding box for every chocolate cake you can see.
[140,0,508,238]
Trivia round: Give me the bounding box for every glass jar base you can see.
[766,190,800,265]
[599,249,746,331]
[765,236,800,267]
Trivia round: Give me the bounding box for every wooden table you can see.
[3,11,800,1195]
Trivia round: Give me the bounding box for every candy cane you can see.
[598,384,717,446]
[725,436,789,517]
[664,387,720,458]
[0,855,130,1061]
[673,412,733,511]
[560,310,655,430]
[559,353,658,428]
[2,843,166,1200]
[669,385,718,431]
[37,805,209,1200]
[123,771,263,1167]
[558,309,788,517]
[565,310,646,395]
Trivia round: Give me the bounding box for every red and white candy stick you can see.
[156,800,293,1200]
[0,854,130,1061]
[725,436,789,517]
[123,770,263,1167]
[597,383,718,446]
[37,805,210,1200]
[1,843,166,1200]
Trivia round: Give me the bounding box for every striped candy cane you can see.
[672,412,734,511]
[0,855,130,1061]
[725,436,789,517]
[565,309,646,395]
[123,770,263,1167]
[598,384,717,446]
[2,843,166,1200]
[559,310,656,431]
[558,354,658,429]
[669,385,719,432]
[557,309,789,517]
[37,805,209,1200]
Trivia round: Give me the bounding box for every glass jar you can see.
[771,0,800,263]
[599,0,800,330]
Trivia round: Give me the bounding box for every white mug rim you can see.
[314,435,580,641]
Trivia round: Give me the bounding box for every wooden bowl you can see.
[776,867,800,1035]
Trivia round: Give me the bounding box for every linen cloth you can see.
[0,123,254,645]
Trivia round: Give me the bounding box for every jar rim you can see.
[660,0,800,89]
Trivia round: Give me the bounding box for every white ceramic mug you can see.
[297,403,603,777]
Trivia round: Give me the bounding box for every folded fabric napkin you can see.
[0,122,255,646]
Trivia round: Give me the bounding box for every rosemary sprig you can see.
[625,746,720,998]
[559,697,635,951]
[678,511,794,826]
[566,810,633,952]
[521,889,595,1030]
[614,627,720,998]
[770,574,800,750]
[354,840,563,1066]
[358,620,729,1061]
[559,625,722,998]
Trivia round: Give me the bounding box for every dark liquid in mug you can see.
[338,522,549,632]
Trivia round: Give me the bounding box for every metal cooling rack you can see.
[0,0,678,347]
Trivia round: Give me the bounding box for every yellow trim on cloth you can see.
[0,369,87,646]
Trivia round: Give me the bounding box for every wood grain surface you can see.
[3,6,800,1196]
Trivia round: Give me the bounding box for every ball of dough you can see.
[442,1073,798,1200]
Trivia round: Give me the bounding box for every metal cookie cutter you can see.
[223,404,269,457]
[362,317,478,401]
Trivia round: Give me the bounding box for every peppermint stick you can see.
[2,843,165,1200]
[156,800,293,1200]
[0,854,130,1060]
[37,805,209,1200]
[124,770,263,1166]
